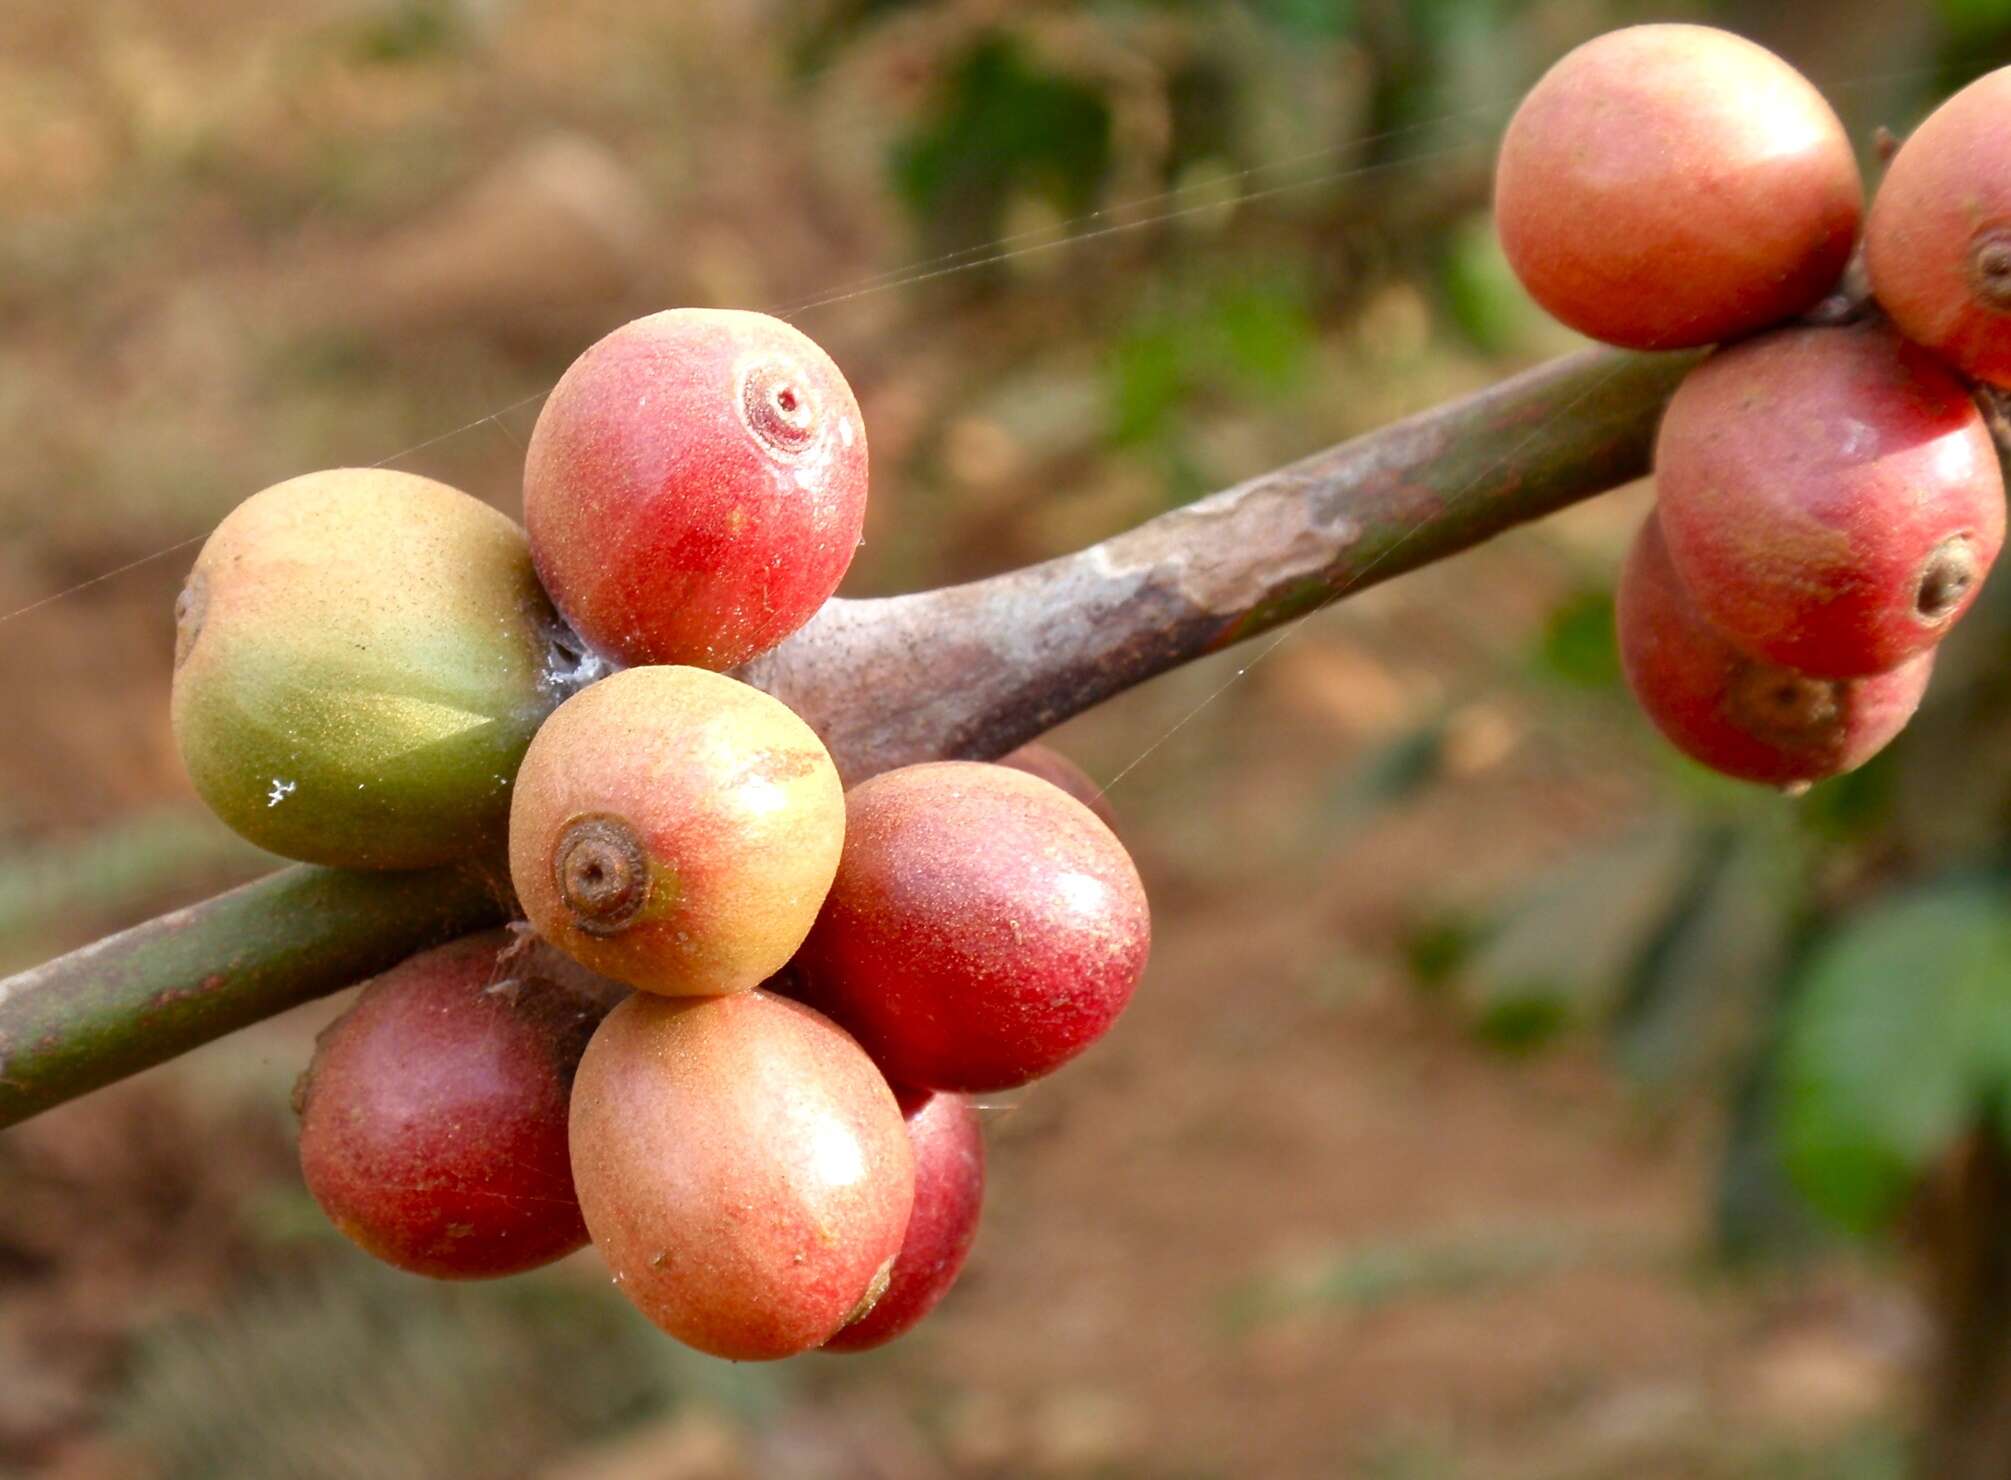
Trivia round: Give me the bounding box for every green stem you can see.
[0,861,509,1125]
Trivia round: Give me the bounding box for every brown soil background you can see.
[0,3,1937,1476]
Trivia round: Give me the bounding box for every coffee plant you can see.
[9,13,2011,1471]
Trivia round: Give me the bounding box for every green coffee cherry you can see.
[172,468,568,869]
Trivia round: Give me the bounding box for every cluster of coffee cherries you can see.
[1496,26,2011,788]
[170,308,1150,1359]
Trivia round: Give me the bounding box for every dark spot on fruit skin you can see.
[554,814,651,936]
[1974,231,2011,311]
[741,358,819,456]
[1915,536,1978,625]
[1728,664,1839,743]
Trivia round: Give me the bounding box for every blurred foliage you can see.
[1220,1220,1652,1330]
[1780,883,2011,1234]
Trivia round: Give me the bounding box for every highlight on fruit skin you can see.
[295,930,626,1280]
[171,468,565,869]
[822,1088,985,1354]
[523,307,870,672]
[1866,66,2011,388]
[1617,513,1933,788]
[568,989,915,1361]
[507,665,846,997]
[1653,322,2005,679]
[1493,23,1860,350]
[795,761,1151,1094]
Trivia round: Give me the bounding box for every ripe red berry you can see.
[1654,323,2004,678]
[1494,24,1860,349]
[295,931,624,1279]
[524,308,869,670]
[1866,67,2011,388]
[795,762,1150,1093]
[1617,513,1931,787]
[997,741,1116,830]
[568,990,915,1361]
[822,1089,985,1353]
[508,666,845,997]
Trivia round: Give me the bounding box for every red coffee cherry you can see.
[568,990,915,1361]
[1617,513,1932,788]
[796,762,1150,1094]
[1654,322,2004,678]
[1494,24,1860,349]
[1866,66,2011,388]
[296,931,624,1279]
[525,308,869,670]
[823,1089,985,1353]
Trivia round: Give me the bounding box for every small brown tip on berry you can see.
[1973,231,2011,312]
[1914,536,1978,625]
[1729,664,1840,743]
[554,815,651,936]
[173,571,207,669]
[741,358,819,457]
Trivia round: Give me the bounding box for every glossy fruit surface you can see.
[1494,24,1860,349]
[1866,66,2011,387]
[173,469,562,868]
[568,990,914,1361]
[1618,513,1932,787]
[296,930,624,1279]
[524,307,869,670]
[997,741,1116,830]
[508,666,845,996]
[1655,323,2004,678]
[822,1089,984,1353]
[796,762,1150,1093]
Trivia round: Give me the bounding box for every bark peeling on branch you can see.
[0,344,1698,1129]
[745,346,1700,781]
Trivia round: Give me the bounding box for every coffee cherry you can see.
[1617,513,1931,787]
[524,308,869,671]
[568,990,914,1361]
[296,930,624,1279]
[1866,67,2011,387]
[172,469,562,869]
[1494,24,1860,349]
[508,666,845,996]
[1654,323,2004,678]
[823,1089,984,1354]
[997,741,1116,829]
[795,762,1150,1093]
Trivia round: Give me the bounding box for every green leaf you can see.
[1531,586,1618,690]
[1461,821,1700,1049]
[1778,882,2011,1233]
[1613,825,1800,1091]
[1207,278,1316,396]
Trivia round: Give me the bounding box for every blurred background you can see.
[6,1,2011,1476]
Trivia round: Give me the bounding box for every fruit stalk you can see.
[0,344,1696,1130]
